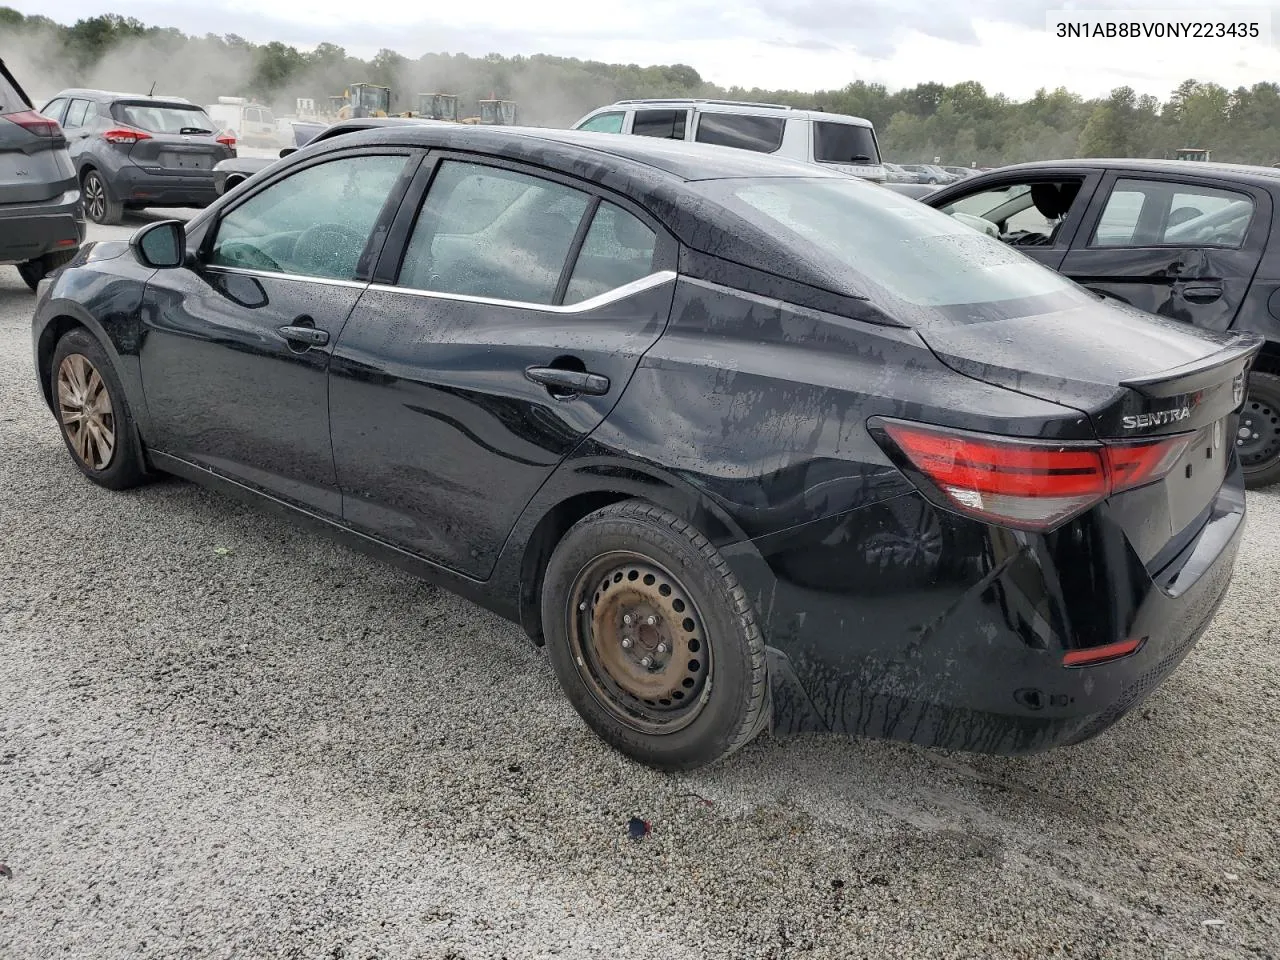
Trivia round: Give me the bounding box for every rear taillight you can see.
[216,132,236,147]
[875,419,1192,531]
[103,127,152,145]
[6,110,61,137]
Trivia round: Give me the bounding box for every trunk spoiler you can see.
[1120,333,1264,398]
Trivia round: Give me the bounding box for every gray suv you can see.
[0,58,83,291]
[39,89,234,225]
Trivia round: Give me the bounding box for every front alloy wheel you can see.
[57,353,115,470]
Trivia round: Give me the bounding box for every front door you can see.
[328,156,677,578]
[137,149,418,514]
[1058,172,1270,332]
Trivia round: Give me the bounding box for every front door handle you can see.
[278,324,329,347]
[525,365,610,397]
[1181,282,1223,303]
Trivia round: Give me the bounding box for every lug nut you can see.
[621,638,633,649]
[623,614,633,625]
[640,656,653,667]
[656,643,668,654]
[646,616,657,626]
[579,601,587,611]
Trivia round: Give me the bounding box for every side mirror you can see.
[130,219,187,269]
[279,147,296,158]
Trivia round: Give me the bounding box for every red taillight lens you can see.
[103,127,152,145]
[6,110,61,137]
[216,133,236,147]
[877,420,1192,531]
[1063,636,1144,666]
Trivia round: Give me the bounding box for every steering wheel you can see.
[292,222,368,275]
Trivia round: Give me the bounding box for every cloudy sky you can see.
[10,0,1280,100]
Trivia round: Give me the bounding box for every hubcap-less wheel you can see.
[1238,393,1280,470]
[57,354,116,470]
[569,552,711,735]
[83,174,107,222]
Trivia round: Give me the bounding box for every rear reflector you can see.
[5,110,61,138]
[103,127,152,145]
[1063,636,1144,666]
[54,239,77,248]
[876,419,1192,531]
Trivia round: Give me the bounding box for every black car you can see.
[32,126,1260,770]
[213,119,331,196]
[38,89,235,225]
[925,159,1280,487]
[0,57,84,290]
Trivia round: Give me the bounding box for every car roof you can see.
[985,157,1280,187]
[45,89,194,105]
[313,119,846,182]
[584,99,875,126]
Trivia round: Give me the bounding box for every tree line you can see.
[2,8,1276,166]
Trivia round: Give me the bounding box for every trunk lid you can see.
[914,297,1262,566]
[111,100,231,174]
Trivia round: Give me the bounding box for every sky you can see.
[7,0,1280,100]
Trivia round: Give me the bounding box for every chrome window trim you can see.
[364,269,678,313]
[203,265,370,289]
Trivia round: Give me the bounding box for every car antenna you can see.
[148,80,156,97]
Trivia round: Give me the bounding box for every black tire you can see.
[1241,371,1280,489]
[82,168,123,225]
[541,501,769,771]
[16,248,78,292]
[49,329,149,490]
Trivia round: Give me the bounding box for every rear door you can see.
[1058,171,1270,332]
[138,148,421,514]
[328,154,678,578]
[0,63,73,205]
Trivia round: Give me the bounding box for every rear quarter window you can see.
[813,122,880,163]
[694,113,785,154]
[0,68,28,114]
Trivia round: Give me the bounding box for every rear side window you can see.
[1091,178,1255,248]
[397,160,591,305]
[112,102,217,134]
[563,202,658,304]
[577,112,624,134]
[63,99,91,129]
[694,113,785,154]
[0,67,28,114]
[813,122,880,163]
[209,154,408,280]
[632,109,687,140]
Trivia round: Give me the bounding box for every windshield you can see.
[695,176,1083,318]
[113,102,216,134]
[813,122,880,164]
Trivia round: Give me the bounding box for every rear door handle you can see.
[525,366,610,397]
[1181,282,1223,303]
[278,324,329,346]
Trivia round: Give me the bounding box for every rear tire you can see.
[16,248,77,292]
[1241,371,1280,489]
[82,169,123,225]
[49,329,149,490]
[541,501,769,771]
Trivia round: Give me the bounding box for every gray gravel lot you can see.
[1,217,1278,959]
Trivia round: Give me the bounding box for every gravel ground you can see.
[1,219,1278,959]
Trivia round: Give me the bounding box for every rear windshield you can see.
[813,122,880,164]
[0,65,29,114]
[112,102,216,134]
[694,176,1085,320]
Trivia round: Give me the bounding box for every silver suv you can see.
[0,58,83,291]
[572,98,885,183]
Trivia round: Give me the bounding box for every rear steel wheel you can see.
[57,354,116,471]
[569,553,711,735]
[1239,372,1280,489]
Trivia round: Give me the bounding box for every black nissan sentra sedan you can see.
[32,124,1262,770]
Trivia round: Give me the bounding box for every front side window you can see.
[397,160,591,305]
[694,113,786,154]
[941,179,1084,245]
[209,154,408,279]
[813,122,879,164]
[563,202,658,304]
[39,98,69,124]
[1091,177,1254,248]
[577,112,624,134]
[632,109,687,140]
[697,176,1079,313]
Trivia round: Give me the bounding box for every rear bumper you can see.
[113,165,218,207]
[0,192,85,264]
[729,472,1247,754]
